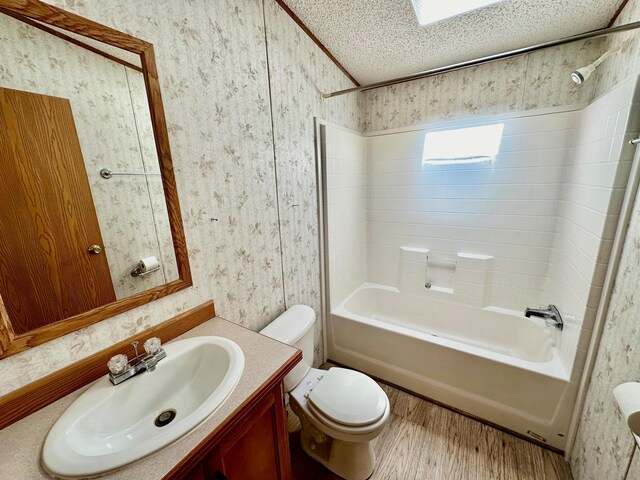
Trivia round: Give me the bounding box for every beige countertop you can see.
[0,317,299,479]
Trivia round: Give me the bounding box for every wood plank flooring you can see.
[287,365,573,480]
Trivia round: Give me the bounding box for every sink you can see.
[42,336,244,478]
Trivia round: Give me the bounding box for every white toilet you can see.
[260,305,390,480]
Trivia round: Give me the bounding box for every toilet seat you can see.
[308,368,387,427]
[289,367,390,440]
[306,398,389,436]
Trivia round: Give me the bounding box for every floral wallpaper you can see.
[571,185,640,480]
[569,1,640,478]
[594,0,640,99]
[362,38,605,133]
[0,13,177,298]
[127,68,179,285]
[264,0,363,361]
[0,0,361,396]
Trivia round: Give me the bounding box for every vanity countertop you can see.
[0,317,299,479]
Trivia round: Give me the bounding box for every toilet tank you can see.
[260,305,316,392]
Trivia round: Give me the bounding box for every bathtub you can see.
[327,283,575,450]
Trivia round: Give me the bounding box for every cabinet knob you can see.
[87,244,103,255]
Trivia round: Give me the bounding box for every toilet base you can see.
[297,410,376,480]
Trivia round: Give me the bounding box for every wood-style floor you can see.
[287,365,573,480]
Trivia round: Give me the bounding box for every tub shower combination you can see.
[318,120,576,450]
[328,284,572,449]
[318,79,639,451]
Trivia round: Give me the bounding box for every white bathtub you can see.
[327,283,575,450]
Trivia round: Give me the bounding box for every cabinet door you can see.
[182,464,206,480]
[183,461,227,480]
[205,388,290,480]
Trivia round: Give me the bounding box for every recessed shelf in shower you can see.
[425,251,457,292]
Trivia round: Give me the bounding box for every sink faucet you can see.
[524,305,563,331]
[107,337,166,385]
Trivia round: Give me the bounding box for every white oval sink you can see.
[42,336,244,478]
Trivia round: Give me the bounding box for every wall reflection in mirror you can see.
[0,12,178,335]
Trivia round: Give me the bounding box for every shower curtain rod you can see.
[322,21,640,98]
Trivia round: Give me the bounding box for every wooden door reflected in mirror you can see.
[0,88,117,334]
[0,1,191,358]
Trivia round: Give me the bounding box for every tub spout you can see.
[524,305,563,331]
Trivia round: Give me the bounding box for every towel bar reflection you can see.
[100,168,162,179]
[131,264,161,277]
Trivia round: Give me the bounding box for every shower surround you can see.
[321,74,639,449]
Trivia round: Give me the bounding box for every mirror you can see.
[0,2,191,358]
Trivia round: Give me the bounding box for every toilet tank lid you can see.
[260,305,316,345]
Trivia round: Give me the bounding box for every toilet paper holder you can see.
[130,257,161,278]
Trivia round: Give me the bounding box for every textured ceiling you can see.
[283,0,623,85]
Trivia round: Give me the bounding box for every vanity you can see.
[0,304,301,479]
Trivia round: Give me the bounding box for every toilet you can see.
[260,305,390,480]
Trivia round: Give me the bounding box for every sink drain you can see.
[154,409,176,427]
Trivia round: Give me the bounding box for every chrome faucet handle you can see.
[143,337,162,355]
[107,354,129,375]
[108,338,166,385]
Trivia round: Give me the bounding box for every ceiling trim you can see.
[273,0,360,86]
[608,0,630,26]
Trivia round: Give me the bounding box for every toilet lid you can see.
[308,368,387,427]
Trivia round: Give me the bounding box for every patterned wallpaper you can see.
[571,171,640,480]
[593,0,640,99]
[263,0,363,361]
[362,38,605,133]
[0,0,362,396]
[0,14,177,298]
[570,1,640,478]
[127,69,179,285]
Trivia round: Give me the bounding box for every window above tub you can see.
[411,0,503,25]
[422,123,504,166]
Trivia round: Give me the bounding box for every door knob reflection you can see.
[87,245,103,255]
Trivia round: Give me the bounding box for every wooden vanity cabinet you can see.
[169,382,292,480]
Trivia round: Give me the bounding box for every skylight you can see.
[411,0,503,25]
[422,123,504,165]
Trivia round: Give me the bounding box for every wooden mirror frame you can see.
[0,0,192,358]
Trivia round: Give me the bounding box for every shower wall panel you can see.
[323,124,368,306]
[366,109,581,312]
[548,78,640,376]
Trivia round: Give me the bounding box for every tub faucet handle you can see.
[524,305,563,331]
